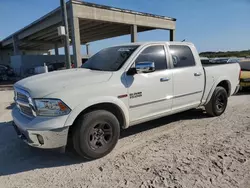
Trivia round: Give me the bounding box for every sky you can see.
[0,0,249,54]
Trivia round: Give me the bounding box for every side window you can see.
[135,45,167,71]
[169,45,196,68]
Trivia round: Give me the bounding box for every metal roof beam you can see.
[21,39,62,45]
[73,3,176,30]
[26,24,60,40]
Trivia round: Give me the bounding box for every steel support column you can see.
[86,43,90,55]
[130,25,137,43]
[60,0,71,69]
[54,43,59,55]
[170,29,175,41]
[70,17,82,68]
[12,35,20,55]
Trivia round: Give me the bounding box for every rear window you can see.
[169,45,196,68]
[239,61,250,71]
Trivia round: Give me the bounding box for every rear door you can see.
[125,44,173,123]
[169,45,204,110]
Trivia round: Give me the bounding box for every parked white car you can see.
[12,42,240,159]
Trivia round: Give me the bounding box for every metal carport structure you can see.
[0,0,176,67]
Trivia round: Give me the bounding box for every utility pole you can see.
[60,0,71,69]
[86,43,90,56]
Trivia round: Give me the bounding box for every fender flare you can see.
[205,77,231,105]
[64,96,130,128]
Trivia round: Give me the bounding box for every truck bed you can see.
[202,63,234,67]
[201,63,240,104]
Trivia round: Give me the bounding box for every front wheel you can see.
[205,86,228,117]
[72,110,120,159]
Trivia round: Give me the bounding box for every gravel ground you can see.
[0,90,250,188]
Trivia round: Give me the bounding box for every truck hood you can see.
[15,69,112,98]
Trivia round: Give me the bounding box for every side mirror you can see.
[135,62,155,74]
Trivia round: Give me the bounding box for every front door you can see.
[125,45,173,123]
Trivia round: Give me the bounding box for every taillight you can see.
[239,70,242,80]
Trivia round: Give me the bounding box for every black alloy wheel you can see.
[88,122,113,150]
[72,110,120,159]
[205,86,228,117]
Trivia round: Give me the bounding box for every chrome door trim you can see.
[173,90,203,99]
[129,97,171,108]
[129,91,203,109]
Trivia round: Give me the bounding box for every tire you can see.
[205,86,228,117]
[72,110,120,159]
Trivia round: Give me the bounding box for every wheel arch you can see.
[64,97,130,129]
[217,80,231,96]
[205,78,231,105]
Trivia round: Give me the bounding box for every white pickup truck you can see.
[12,42,240,159]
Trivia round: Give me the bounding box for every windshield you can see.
[82,45,139,71]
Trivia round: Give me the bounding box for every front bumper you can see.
[12,107,69,149]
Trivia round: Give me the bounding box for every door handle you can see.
[194,72,202,76]
[160,77,170,82]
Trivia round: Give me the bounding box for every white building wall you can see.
[11,55,69,76]
[0,49,48,66]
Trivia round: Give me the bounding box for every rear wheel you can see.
[205,86,228,117]
[72,110,120,159]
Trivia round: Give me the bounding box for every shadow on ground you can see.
[236,89,250,96]
[0,109,209,176]
[120,108,208,138]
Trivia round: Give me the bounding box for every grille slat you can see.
[17,92,29,103]
[19,104,33,117]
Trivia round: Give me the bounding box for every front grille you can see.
[17,92,29,103]
[14,88,35,118]
[19,104,33,117]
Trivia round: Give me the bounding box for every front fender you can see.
[64,96,130,128]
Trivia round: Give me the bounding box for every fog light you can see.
[37,135,44,145]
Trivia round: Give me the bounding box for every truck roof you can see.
[111,41,194,47]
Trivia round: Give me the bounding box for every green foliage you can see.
[199,50,250,58]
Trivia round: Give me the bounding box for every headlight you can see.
[34,99,71,117]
